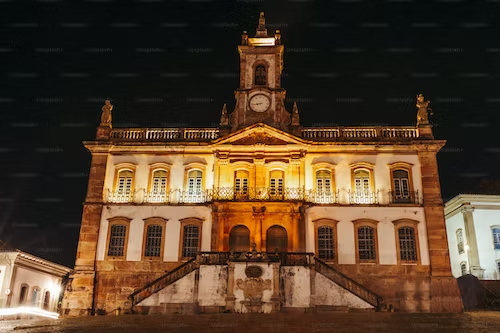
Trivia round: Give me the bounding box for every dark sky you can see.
[0,0,499,267]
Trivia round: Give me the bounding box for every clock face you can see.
[249,94,270,113]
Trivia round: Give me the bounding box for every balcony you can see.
[106,190,134,203]
[211,187,308,201]
[348,190,379,204]
[388,190,420,204]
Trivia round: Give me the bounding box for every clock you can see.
[249,94,270,113]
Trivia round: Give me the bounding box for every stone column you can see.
[270,262,281,312]
[225,262,236,312]
[63,152,108,317]
[461,206,484,279]
[417,145,463,312]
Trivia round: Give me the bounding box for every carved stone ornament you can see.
[416,94,432,126]
[235,277,272,302]
[245,266,263,278]
[100,99,113,127]
[291,102,300,126]
[231,132,289,145]
[219,103,229,126]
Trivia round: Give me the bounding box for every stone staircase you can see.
[457,274,500,310]
[128,252,387,314]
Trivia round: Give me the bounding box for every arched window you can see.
[318,226,335,260]
[269,170,284,199]
[229,225,250,252]
[316,170,332,194]
[352,168,375,204]
[31,287,40,306]
[492,228,500,250]
[149,169,168,202]
[398,226,418,262]
[43,290,50,310]
[456,229,464,254]
[115,169,134,202]
[182,224,200,258]
[19,284,28,305]
[266,225,288,252]
[460,261,468,276]
[392,170,410,203]
[187,170,203,197]
[235,170,249,198]
[255,65,267,86]
[144,224,163,258]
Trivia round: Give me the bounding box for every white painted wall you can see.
[306,206,429,265]
[137,271,195,306]
[198,265,227,307]
[9,266,62,311]
[472,208,500,279]
[445,212,468,278]
[281,266,310,307]
[97,205,212,261]
[314,273,373,308]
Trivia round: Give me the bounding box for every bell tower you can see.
[229,12,291,132]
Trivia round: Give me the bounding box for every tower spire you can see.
[255,12,268,37]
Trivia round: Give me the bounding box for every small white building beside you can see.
[445,194,500,280]
[0,250,72,313]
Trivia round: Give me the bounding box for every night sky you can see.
[0,0,499,267]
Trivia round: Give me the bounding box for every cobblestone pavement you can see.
[1,311,499,333]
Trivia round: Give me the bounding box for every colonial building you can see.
[445,194,500,280]
[62,13,462,315]
[0,250,72,314]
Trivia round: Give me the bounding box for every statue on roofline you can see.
[100,99,113,127]
[416,94,432,126]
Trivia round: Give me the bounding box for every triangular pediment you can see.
[214,123,305,146]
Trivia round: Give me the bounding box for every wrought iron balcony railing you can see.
[348,190,379,204]
[388,190,420,204]
[211,187,307,201]
[106,190,134,203]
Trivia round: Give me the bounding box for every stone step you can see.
[315,305,349,312]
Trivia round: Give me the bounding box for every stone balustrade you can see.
[108,126,420,142]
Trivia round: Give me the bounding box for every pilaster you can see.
[461,205,484,279]
[225,262,236,312]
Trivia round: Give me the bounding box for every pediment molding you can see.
[214,123,305,146]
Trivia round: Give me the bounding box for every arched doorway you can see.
[229,225,250,251]
[266,225,288,253]
[43,291,50,310]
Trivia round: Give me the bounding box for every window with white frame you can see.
[493,228,500,250]
[115,170,133,202]
[187,170,202,196]
[150,169,168,202]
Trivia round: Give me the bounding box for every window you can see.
[31,287,40,306]
[313,218,338,262]
[43,290,50,310]
[269,170,284,199]
[145,225,163,257]
[398,227,417,262]
[19,284,28,305]
[179,218,203,260]
[185,170,203,202]
[353,219,379,264]
[312,163,336,204]
[461,261,468,276]
[457,229,464,254]
[142,217,167,260]
[388,162,415,204]
[493,228,500,250]
[393,219,421,265]
[113,169,134,202]
[229,225,250,252]
[350,163,375,204]
[235,170,249,199]
[392,170,410,203]
[318,226,335,260]
[148,169,168,202]
[105,217,131,259]
[255,64,267,86]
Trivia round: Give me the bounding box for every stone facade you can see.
[62,12,463,315]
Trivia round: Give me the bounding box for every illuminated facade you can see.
[0,250,72,315]
[63,13,462,315]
